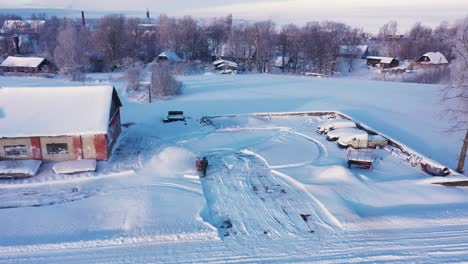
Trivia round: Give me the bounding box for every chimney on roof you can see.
[81,11,86,27]
[12,35,20,54]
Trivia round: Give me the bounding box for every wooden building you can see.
[0,86,122,162]
[0,56,56,73]
[366,56,399,69]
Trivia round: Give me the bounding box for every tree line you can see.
[0,13,461,77]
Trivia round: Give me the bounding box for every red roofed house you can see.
[0,86,122,162]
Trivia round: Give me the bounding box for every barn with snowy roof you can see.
[0,86,122,162]
[0,56,56,74]
[415,52,449,68]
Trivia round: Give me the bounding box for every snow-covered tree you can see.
[150,63,182,98]
[443,17,468,173]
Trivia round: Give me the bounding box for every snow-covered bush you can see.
[150,62,183,98]
[402,67,450,84]
[126,63,143,90]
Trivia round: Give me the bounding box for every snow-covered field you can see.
[0,73,467,263]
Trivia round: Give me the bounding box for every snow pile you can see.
[52,159,97,174]
[311,166,356,183]
[144,147,196,177]
[0,160,42,176]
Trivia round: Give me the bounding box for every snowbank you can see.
[52,159,97,174]
[0,160,42,177]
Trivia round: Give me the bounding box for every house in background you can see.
[0,86,122,162]
[366,56,399,69]
[414,52,449,69]
[155,51,182,63]
[213,59,238,73]
[0,56,56,73]
[1,20,45,34]
[339,45,369,59]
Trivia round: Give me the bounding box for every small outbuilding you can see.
[213,59,238,73]
[0,86,122,162]
[366,56,399,69]
[0,56,56,73]
[156,51,182,63]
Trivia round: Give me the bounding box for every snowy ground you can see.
[0,73,467,263]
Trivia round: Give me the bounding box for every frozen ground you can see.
[0,73,467,263]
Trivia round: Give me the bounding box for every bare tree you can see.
[378,20,398,39]
[442,17,468,173]
[253,20,275,73]
[150,63,183,98]
[53,19,87,80]
[344,28,365,72]
[39,16,60,60]
[94,14,129,69]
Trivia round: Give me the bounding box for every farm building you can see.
[366,56,399,69]
[0,86,122,162]
[213,59,238,73]
[156,51,182,63]
[0,56,56,73]
[414,52,449,68]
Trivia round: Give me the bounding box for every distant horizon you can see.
[0,3,466,34]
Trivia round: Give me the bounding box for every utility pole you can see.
[148,84,152,103]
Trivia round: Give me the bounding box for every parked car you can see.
[337,133,388,149]
[326,127,367,141]
[317,119,356,134]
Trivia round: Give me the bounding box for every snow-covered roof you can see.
[367,56,396,64]
[417,52,448,64]
[339,45,368,56]
[213,59,237,68]
[157,51,181,62]
[0,56,45,68]
[0,86,118,138]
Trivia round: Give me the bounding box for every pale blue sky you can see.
[1,0,467,32]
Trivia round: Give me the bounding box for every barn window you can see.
[4,145,27,157]
[46,143,69,155]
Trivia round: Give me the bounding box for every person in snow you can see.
[201,157,208,177]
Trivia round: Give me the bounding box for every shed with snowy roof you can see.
[0,56,56,74]
[0,86,122,162]
[366,56,399,69]
[156,51,182,63]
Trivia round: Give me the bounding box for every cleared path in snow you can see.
[199,151,335,242]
